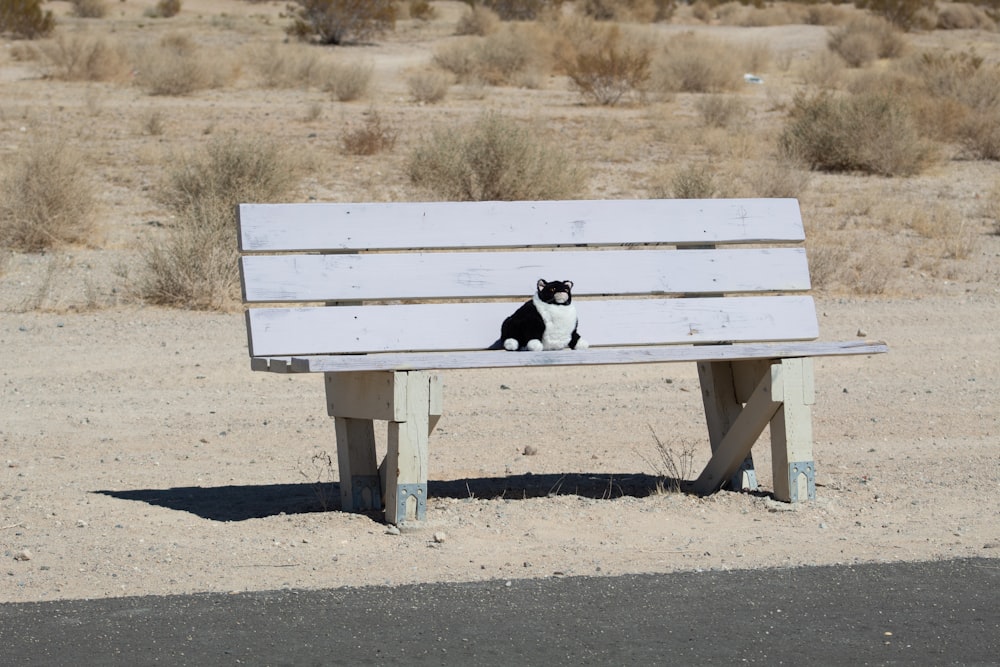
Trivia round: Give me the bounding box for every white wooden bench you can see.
[238,199,887,525]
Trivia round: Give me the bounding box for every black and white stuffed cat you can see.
[497,279,588,351]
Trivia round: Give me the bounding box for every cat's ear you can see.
[537,279,547,291]
[564,280,574,290]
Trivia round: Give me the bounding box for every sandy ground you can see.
[1,1,999,603]
[2,292,998,602]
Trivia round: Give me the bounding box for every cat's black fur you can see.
[492,279,588,352]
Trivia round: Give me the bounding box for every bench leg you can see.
[693,358,816,503]
[325,370,441,525]
[697,361,759,491]
[770,358,816,502]
[332,417,380,512]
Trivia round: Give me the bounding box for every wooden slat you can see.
[241,248,810,303]
[245,296,819,357]
[249,340,889,373]
[237,199,804,252]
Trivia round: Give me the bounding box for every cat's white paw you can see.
[526,339,543,351]
[575,338,589,350]
[503,338,519,351]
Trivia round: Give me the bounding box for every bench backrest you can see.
[238,199,817,358]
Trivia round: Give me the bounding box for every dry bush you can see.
[0,0,54,39]
[564,25,651,106]
[70,0,107,18]
[252,43,325,89]
[804,3,853,25]
[408,111,584,201]
[667,164,717,199]
[321,60,373,101]
[135,33,239,95]
[145,0,181,18]
[695,94,747,128]
[957,110,1000,161]
[652,33,741,94]
[407,68,450,103]
[717,1,810,26]
[0,137,97,252]
[799,49,847,89]
[455,3,500,35]
[893,201,976,259]
[406,0,435,20]
[854,0,936,30]
[434,24,550,86]
[476,0,563,20]
[645,426,696,495]
[828,16,906,68]
[779,91,932,176]
[285,0,396,45]
[935,2,996,29]
[140,136,299,310]
[341,109,398,155]
[742,155,811,198]
[39,33,130,82]
[581,0,673,22]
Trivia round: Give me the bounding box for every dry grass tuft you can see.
[139,135,299,309]
[455,3,500,35]
[644,426,696,495]
[252,42,325,89]
[341,109,398,155]
[779,91,933,177]
[0,137,97,252]
[321,59,373,101]
[70,0,107,18]
[39,33,131,82]
[134,33,239,95]
[563,25,651,106]
[407,68,450,103]
[408,111,584,201]
[653,33,741,93]
[827,16,906,68]
[434,23,551,86]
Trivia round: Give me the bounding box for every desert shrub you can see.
[743,155,811,198]
[341,110,397,155]
[564,25,651,106]
[39,33,130,82]
[134,33,239,95]
[779,91,932,176]
[695,94,747,128]
[957,110,1000,160]
[434,24,550,86]
[652,33,740,93]
[828,16,906,68]
[408,111,584,201]
[0,137,96,252]
[321,59,372,100]
[407,0,435,20]
[252,42,324,89]
[0,0,54,38]
[853,0,936,30]
[936,2,996,28]
[70,0,107,18]
[581,0,674,22]
[904,50,1000,113]
[455,4,500,35]
[407,68,450,103]
[286,0,396,45]
[472,0,563,20]
[145,0,182,18]
[669,164,716,198]
[141,136,299,309]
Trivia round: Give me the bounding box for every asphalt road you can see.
[2,557,997,666]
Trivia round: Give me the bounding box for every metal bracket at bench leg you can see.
[770,358,816,503]
[698,361,759,491]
